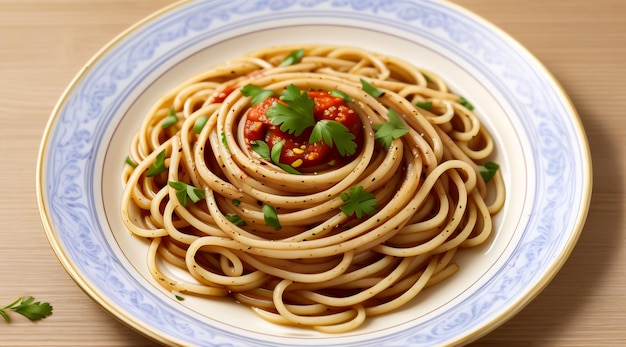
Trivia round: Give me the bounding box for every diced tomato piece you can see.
[212,86,236,103]
[243,90,363,170]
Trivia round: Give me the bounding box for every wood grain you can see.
[0,0,623,346]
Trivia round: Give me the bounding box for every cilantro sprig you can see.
[168,181,206,206]
[1,296,53,323]
[373,109,409,149]
[340,186,377,219]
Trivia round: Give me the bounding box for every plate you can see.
[37,0,592,346]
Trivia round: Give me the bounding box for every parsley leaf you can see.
[271,140,301,174]
[459,97,475,111]
[1,296,53,323]
[168,181,206,206]
[124,155,138,168]
[270,140,284,164]
[251,140,300,174]
[277,163,301,175]
[193,116,208,134]
[330,89,353,102]
[279,49,305,67]
[225,213,247,227]
[146,149,167,177]
[250,140,271,159]
[310,120,357,156]
[266,84,315,136]
[477,161,499,182]
[220,131,230,151]
[162,107,178,128]
[360,78,385,97]
[373,109,409,149]
[262,204,281,228]
[340,186,377,219]
[240,84,275,105]
[415,101,433,111]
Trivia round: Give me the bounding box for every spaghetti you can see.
[121,45,505,332]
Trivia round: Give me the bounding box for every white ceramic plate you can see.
[37,0,592,346]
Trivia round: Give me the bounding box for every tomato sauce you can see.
[244,91,363,170]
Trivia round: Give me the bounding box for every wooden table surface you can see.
[1,0,624,346]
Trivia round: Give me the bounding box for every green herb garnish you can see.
[279,49,305,67]
[266,84,315,136]
[250,140,271,159]
[1,296,53,323]
[262,204,281,228]
[225,213,247,227]
[240,84,275,105]
[265,84,357,157]
[250,140,300,174]
[162,107,178,128]
[193,116,208,134]
[373,109,409,149]
[310,120,357,156]
[360,78,385,97]
[330,89,353,102]
[271,140,301,174]
[168,180,206,206]
[124,155,138,168]
[232,199,241,207]
[415,101,433,111]
[477,161,499,183]
[146,149,167,177]
[459,97,475,111]
[340,186,377,219]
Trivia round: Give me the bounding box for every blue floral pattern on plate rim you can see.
[37,0,592,346]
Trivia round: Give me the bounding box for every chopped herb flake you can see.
[225,213,247,227]
[373,109,409,149]
[330,89,353,102]
[478,161,499,182]
[262,204,281,228]
[415,101,433,111]
[125,155,138,168]
[162,107,178,128]
[240,84,275,105]
[193,116,209,134]
[360,78,384,97]
[459,97,475,111]
[146,150,167,177]
[279,49,305,67]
